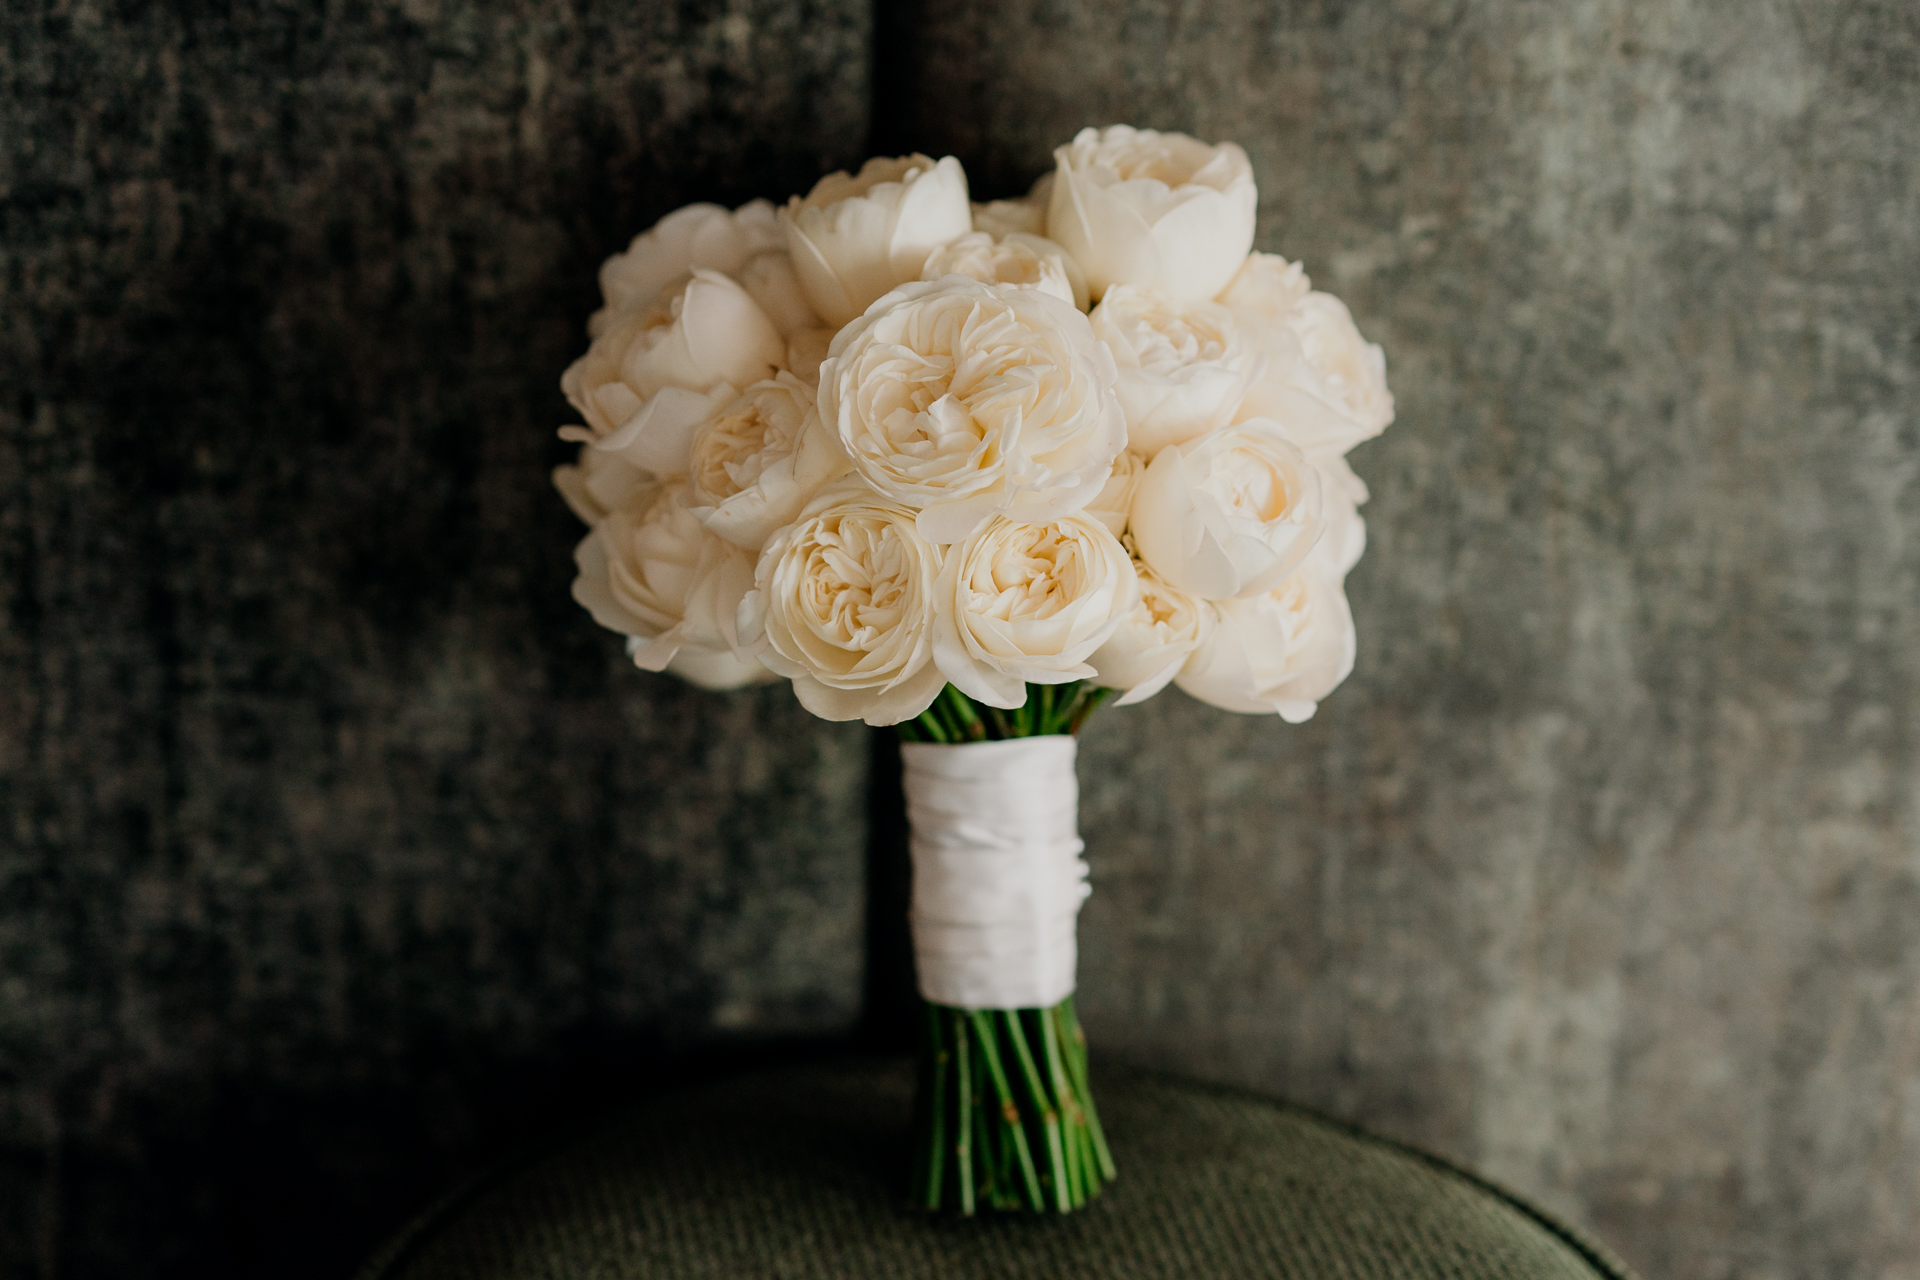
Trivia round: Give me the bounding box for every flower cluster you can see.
[556,126,1391,725]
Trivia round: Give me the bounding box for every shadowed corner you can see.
[861,726,919,1052]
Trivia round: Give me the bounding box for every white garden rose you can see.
[1215,251,1310,323]
[657,643,776,690]
[971,197,1046,239]
[1089,556,1216,705]
[1232,290,1393,458]
[734,250,820,336]
[1091,285,1262,456]
[1047,126,1257,303]
[931,512,1138,708]
[591,199,784,336]
[785,327,834,385]
[1130,418,1324,600]
[819,276,1128,544]
[571,478,763,686]
[552,446,651,526]
[781,154,974,328]
[920,231,1089,311]
[1083,447,1146,537]
[1175,561,1355,721]
[1289,292,1394,436]
[559,270,785,473]
[739,479,948,725]
[1315,452,1369,578]
[686,373,851,552]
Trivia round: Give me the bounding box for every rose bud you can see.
[1047,125,1257,303]
[1130,418,1324,600]
[781,154,973,328]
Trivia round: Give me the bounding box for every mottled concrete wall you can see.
[8,1,1918,1278]
[881,2,1920,1278]
[0,3,870,1277]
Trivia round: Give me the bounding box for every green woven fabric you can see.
[359,1059,1634,1280]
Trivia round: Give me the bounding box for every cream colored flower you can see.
[1090,556,1216,705]
[1083,447,1146,537]
[571,478,762,686]
[1047,126,1257,302]
[1215,251,1310,322]
[1232,289,1393,458]
[1130,418,1324,600]
[819,276,1127,544]
[591,199,785,336]
[686,373,851,552]
[781,154,973,328]
[1315,452,1369,578]
[734,250,820,336]
[1290,292,1394,436]
[658,644,777,690]
[739,479,948,725]
[559,270,785,473]
[1091,285,1262,456]
[920,231,1089,311]
[785,327,834,385]
[971,197,1046,239]
[552,446,652,526]
[1175,561,1355,721]
[932,512,1138,708]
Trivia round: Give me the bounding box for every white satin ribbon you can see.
[901,737,1089,1010]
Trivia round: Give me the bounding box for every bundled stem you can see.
[909,996,1115,1214]
[895,680,1115,744]
[897,680,1116,1214]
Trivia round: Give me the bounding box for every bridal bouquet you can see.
[554,126,1392,1214]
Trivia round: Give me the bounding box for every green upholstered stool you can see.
[358,1059,1634,1279]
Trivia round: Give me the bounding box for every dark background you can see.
[4,2,1916,1277]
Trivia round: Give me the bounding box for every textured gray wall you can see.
[1,3,869,1277]
[5,1,1918,1278]
[881,3,1920,1278]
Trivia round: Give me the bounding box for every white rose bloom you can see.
[739,479,948,725]
[1290,292,1394,436]
[1083,447,1146,537]
[591,199,785,336]
[1027,171,1055,212]
[971,197,1046,239]
[932,512,1138,709]
[1131,418,1324,600]
[734,250,820,336]
[784,327,835,385]
[571,478,763,686]
[659,643,777,690]
[1047,125,1257,303]
[820,276,1127,544]
[1091,285,1262,457]
[1233,290,1393,458]
[1215,251,1310,323]
[1090,556,1216,705]
[1175,561,1355,721]
[559,270,785,473]
[687,373,852,552]
[552,446,652,526]
[1315,452,1369,578]
[781,154,974,328]
[920,231,1089,311]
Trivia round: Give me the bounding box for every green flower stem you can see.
[956,1013,983,1212]
[908,998,1115,1215]
[895,680,1112,745]
[1058,997,1115,1179]
[942,684,987,740]
[968,1010,1047,1210]
[896,681,1116,1214]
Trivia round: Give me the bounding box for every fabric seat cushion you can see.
[359,1058,1633,1280]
